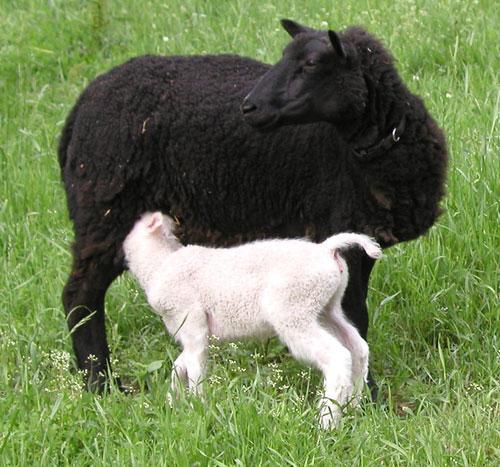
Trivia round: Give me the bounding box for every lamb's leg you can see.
[326,283,369,406]
[342,249,378,401]
[170,345,208,398]
[170,321,209,397]
[62,250,124,392]
[276,322,353,429]
[170,352,189,394]
[327,309,369,407]
[182,337,208,395]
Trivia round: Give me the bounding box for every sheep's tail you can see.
[322,233,382,259]
[58,109,76,172]
[58,97,84,173]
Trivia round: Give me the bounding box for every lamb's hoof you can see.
[318,402,342,430]
[318,412,341,430]
[167,390,198,410]
[167,391,175,408]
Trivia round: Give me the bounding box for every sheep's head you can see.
[242,20,367,130]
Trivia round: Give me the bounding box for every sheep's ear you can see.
[146,212,163,233]
[328,30,346,58]
[281,19,313,37]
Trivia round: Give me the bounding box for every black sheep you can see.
[59,20,447,393]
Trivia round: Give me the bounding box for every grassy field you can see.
[0,0,498,464]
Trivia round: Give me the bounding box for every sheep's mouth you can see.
[243,112,281,131]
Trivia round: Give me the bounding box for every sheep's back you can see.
[61,54,351,247]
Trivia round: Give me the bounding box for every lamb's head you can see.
[241,20,367,130]
[123,212,181,262]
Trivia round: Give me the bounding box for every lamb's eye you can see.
[305,59,316,67]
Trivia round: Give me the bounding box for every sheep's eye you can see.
[302,59,317,73]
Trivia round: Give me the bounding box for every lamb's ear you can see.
[328,30,346,59]
[281,19,314,37]
[146,212,163,233]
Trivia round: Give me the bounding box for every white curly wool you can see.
[123,212,382,428]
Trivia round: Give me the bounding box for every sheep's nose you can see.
[240,99,257,114]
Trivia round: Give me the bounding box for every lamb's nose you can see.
[240,100,257,114]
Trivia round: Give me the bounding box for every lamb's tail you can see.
[322,233,382,259]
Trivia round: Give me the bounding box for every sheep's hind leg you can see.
[275,321,353,429]
[62,250,124,393]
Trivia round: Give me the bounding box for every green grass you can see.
[1,0,498,464]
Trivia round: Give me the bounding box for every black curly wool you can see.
[59,26,447,391]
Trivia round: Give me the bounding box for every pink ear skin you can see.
[146,212,163,233]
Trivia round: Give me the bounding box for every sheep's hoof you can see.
[84,371,130,395]
[367,371,380,403]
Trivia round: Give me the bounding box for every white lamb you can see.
[123,212,382,428]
